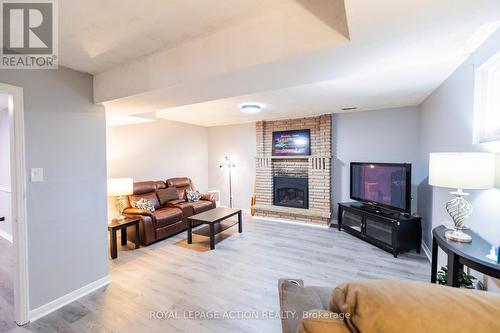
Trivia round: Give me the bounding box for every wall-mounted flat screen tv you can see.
[272,129,311,156]
[350,162,412,213]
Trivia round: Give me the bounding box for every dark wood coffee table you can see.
[187,207,242,250]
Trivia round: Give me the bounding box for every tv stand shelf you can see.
[337,202,422,257]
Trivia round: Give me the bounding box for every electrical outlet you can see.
[30,168,44,182]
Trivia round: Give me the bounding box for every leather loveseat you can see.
[123,177,215,245]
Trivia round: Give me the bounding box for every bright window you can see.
[474,51,500,143]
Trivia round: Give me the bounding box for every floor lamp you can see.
[220,156,235,208]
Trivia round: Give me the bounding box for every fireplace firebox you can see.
[273,176,309,209]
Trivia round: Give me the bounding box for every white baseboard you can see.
[0,228,13,243]
[218,205,251,215]
[421,242,432,262]
[252,215,329,229]
[29,275,111,322]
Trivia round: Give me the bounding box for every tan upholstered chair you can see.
[278,279,500,333]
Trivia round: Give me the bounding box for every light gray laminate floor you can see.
[0,236,16,332]
[23,216,430,333]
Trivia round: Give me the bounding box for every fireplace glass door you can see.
[273,176,309,209]
[276,188,305,208]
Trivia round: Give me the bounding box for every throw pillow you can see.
[133,198,155,212]
[157,187,179,205]
[186,190,202,202]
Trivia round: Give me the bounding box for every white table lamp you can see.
[108,178,134,220]
[429,153,495,242]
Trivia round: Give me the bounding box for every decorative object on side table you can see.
[107,178,133,220]
[219,156,235,208]
[428,152,495,243]
[486,245,498,262]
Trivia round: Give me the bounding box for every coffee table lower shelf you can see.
[192,220,239,237]
[187,207,242,250]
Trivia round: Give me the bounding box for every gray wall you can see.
[201,108,421,216]
[208,123,256,209]
[0,102,12,239]
[332,107,421,216]
[0,67,108,309]
[418,27,500,254]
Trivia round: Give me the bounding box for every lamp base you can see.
[115,195,128,221]
[445,229,472,243]
[445,189,473,231]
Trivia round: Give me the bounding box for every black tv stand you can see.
[357,204,398,216]
[339,202,422,257]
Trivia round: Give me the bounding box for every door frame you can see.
[0,82,30,325]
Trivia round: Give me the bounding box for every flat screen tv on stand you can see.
[350,162,412,215]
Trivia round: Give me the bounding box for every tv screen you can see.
[350,162,411,212]
[272,129,311,156]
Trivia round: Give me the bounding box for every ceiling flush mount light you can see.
[240,104,262,114]
[341,107,358,111]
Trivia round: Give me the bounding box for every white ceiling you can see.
[59,0,284,74]
[58,0,500,127]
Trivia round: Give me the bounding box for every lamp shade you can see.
[107,178,133,196]
[429,152,495,190]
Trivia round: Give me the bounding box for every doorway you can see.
[0,83,29,326]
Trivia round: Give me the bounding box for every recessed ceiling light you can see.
[240,104,262,114]
[341,107,358,111]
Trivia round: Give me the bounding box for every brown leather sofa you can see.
[166,177,216,215]
[123,177,215,245]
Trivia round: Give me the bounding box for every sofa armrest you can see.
[123,207,154,219]
[278,279,333,333]
[123,214,156,245]
[200,193,214,201]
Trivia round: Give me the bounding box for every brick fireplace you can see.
[252,114,332,225]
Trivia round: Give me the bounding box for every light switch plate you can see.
[30,168,44,182]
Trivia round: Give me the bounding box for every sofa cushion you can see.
[157,188,179,205]
[154,181,166,190]
[166,177,192,188]
[153,207,183,228]
[186,190,202,202]
[331,280,500,333]
[166,177,193,200]
[191,200,214,214]
[132,198,155,212]
[297,310,351,333]
[129,192,160,210]
[133,181,156,195]
[168,199,185,205]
